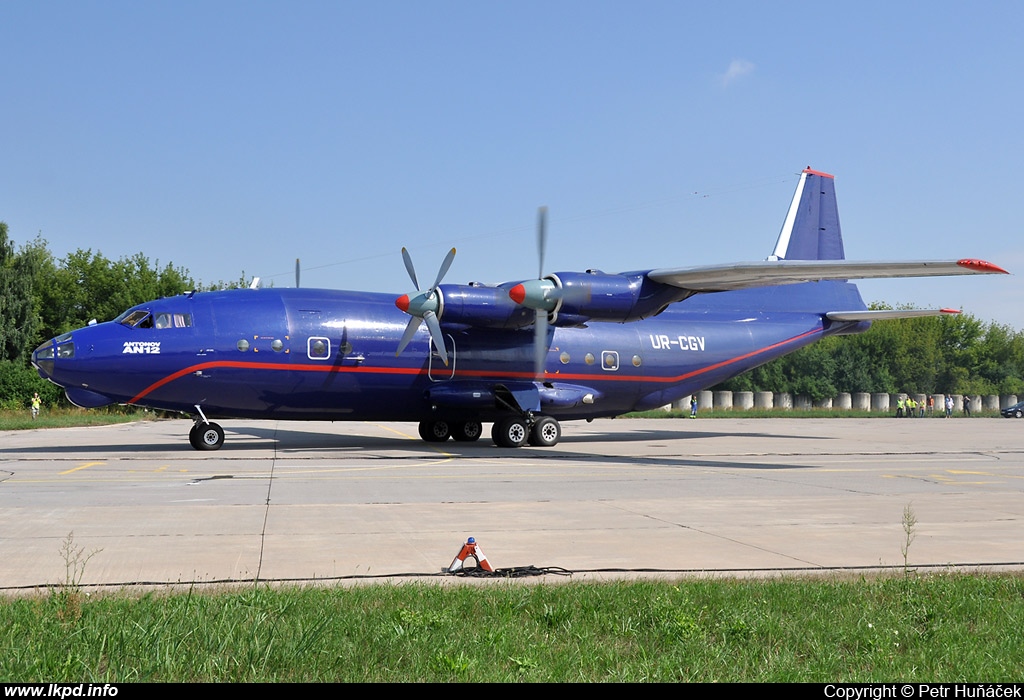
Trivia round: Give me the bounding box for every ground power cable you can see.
[5,560,1023,592]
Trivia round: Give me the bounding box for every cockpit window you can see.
[119,311,153,328]
[118,310,192,329]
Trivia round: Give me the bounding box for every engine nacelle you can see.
[433,283,536,329]
[509,271,690,325]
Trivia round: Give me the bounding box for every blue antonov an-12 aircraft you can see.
[32,168,1007,450]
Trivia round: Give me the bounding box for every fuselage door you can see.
[427,334,456,381]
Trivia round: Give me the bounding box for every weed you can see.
[51,531,102,624]
[901,504,917,576]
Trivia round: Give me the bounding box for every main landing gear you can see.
[418,420,484,443]
[418,415,561,448]
[189,405,224,451]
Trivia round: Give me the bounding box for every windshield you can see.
[115,310,192,329]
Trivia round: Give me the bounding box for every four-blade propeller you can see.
[394,208,555,377]
[394,247,456,365]
[507,207,561,379]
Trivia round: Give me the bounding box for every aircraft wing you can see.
[824,308,961,322]
[646,259,1007,293]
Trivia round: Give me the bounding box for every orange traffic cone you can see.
[446,536,494,573]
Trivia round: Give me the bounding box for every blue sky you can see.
[3,2,1021,327]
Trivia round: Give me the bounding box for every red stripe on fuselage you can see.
[128,327,822,404]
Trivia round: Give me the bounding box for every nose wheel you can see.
[189,421,225,451]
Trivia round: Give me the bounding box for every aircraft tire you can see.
[194,422,225,451]
[491,417,528,448]
[451,421,483,442]
[418,420,451,442]
[527,416,561,447]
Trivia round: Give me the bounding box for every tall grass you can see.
[2,574,1021,682]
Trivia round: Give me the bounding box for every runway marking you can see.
[59,461,104,475]
[370,422,455,461]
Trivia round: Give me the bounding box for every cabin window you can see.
[601,351,619,371]
[559,352,570,364]
[271,339,284,352]
[237,339,250,352]
[308,337,330,360]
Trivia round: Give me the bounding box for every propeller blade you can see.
[395,316,421,357]
[431,247,457,291]
[423,310,448,365]
[401,247,420,290]
[537,206,547,279]
[533,310,548,379]
[396,247,456,362]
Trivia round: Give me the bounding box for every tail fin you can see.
[768,168,845,262]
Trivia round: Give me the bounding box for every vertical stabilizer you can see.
[768,167,845,261]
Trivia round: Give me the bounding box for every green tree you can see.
[0,222,42,364]
[36,249,195,340]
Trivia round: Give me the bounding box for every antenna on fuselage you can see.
[295,258,301,288]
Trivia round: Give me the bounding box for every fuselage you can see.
[32,281,868,423]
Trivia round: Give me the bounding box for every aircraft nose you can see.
[32,335,76,381]
[32,340,56,379]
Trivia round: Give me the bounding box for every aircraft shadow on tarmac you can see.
[0,423,823,470]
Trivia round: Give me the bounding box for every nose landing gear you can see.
[189,405,224,451]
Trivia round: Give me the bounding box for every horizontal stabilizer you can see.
[647,258,1007,293]
[826,308,961,322]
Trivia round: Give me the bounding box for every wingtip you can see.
[802,167,834,179]
[957,258,1009,274]
[939,308,961,315]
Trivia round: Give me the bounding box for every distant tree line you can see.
[714,305,1024,401]
[0,222,249,409]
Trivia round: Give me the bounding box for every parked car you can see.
[1000,400,1024,418]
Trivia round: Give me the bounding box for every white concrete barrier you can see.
[734,391,754,410]
[871,393,890,412]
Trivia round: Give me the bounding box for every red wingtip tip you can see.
[802,167,834,179]
[957,258,1009,274]
[509,284,526,304]
[395,294,410,312]
[940,308,961,314]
